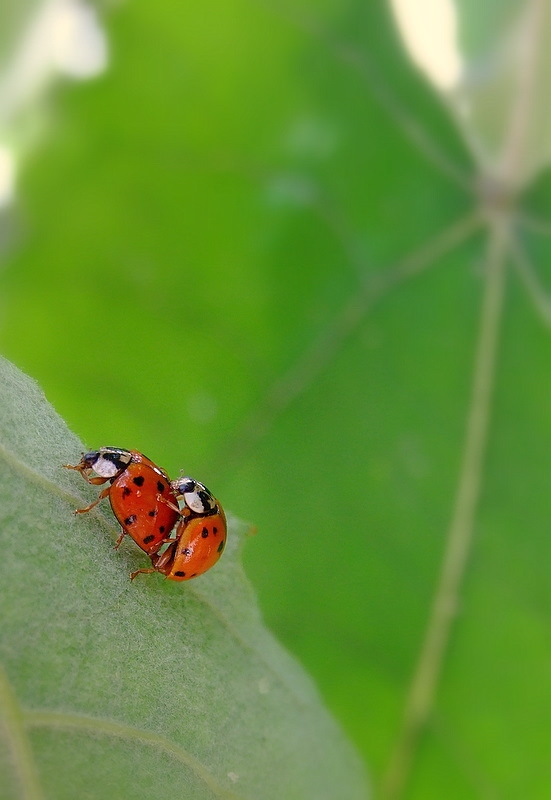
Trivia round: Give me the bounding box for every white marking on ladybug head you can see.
[184,491,209,514]
[173,477,217,514]
[92,455,121,478]
[88,447,132,477]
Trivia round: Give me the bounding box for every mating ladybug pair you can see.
[64,447,226,582]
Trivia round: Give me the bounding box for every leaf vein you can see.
[24,709,246,800]
[210,211,481,475]
[381,218,508,798]
[0,664,45,800]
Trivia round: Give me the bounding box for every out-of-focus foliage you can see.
[1,1,551,798]
[0,0,107,208]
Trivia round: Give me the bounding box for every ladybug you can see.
[131,477,227,582]
[64,448,180,556]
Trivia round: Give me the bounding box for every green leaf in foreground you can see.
[0,356,368,800]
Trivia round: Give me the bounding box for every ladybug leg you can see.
[152,536,178,549]
[113,528,127,550]
[73,485,111,515]
[155,493,182,516]
[130,567,157,581]
[156,494,193,523]
[63,464,109,486]
[130,540,177,581]
[63,462,81,472]
[151,544,175,571]
[63,462,88,474]
[85,476,111,486]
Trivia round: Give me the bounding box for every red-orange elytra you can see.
[64,447,179,556]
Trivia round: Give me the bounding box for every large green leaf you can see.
[0,356,367,799]
[1,0,551,798]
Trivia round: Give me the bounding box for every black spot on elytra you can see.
[201,527,209,538]
[143,535,155,544]
[159,526,165,534]
[174,570,186,577]
[122,486,132,497]
[157,481,165,493]
[212,527,218,535]
[124,515,137,526]
[217,539,225,553]
[148,509,158,517]
[133,475,145,487]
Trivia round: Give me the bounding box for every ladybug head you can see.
[172,476,217,515]
[83,447,133,478]
[80,450,101,469]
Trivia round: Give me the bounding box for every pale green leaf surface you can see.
[0,356,368,800]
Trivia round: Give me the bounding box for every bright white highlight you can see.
[51,0,107,78]
[0,0,107,122]
[390,0,462,91]
[0,146,16,208]
[0,0,107,206]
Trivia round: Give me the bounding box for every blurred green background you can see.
[2,1,551,797]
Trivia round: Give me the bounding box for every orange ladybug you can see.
[64,448,179,556]
[131,477,227,581]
